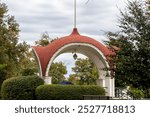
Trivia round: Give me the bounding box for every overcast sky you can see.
[2,0,128,77]
[3,0,128,44]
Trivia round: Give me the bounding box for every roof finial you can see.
[74,0,77,28]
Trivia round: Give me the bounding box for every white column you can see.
[97,70,106,87]
[44,76,52,84]
[105,77,112,97]
[111,78,115,97]
[105,77,115,97]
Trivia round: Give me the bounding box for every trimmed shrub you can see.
[36,85,105,100]
[1,76,44,100]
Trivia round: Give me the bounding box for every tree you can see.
[68,74,80,85]
[0,2,29,79]
[106,0,150,97]
[49,62,67,84]
[20,49,39,76]
[147,0,150,10]
[35,32,58,46]
[71,58,99,85]
[0,2,32,98]
[147,0,150,16]
[35,32,51,46]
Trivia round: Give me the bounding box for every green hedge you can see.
[1,76,44,100]
[36,85,105,100]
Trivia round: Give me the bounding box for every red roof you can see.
[32,28,114,76]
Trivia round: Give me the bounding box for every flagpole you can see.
[74,0,76,28]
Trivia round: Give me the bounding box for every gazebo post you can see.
[43,76,52,84]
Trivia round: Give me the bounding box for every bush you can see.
[128,87,144,99]
[1,75,44,100]
[36,85,105,100]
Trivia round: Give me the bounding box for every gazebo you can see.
[32,28,115,97]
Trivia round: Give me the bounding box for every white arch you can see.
[32,48,42,77]
[45,43,110,76]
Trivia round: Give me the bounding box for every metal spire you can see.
[74,0,77,28]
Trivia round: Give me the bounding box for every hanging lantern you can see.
[73,53,78,60]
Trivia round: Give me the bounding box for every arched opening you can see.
[49,53,99,85]
[46,43,109,77]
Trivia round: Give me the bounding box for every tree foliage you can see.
[105,0,150,97]
[70,58,99,85]
[147,0,150,11]
[35,32,51,46]
[20,48,39,76]
[35,32,58,46]
[0,2,29,82]
[68,74,80,85]
[49,62,67,84]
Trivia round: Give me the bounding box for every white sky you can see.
[2,0,129,77]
